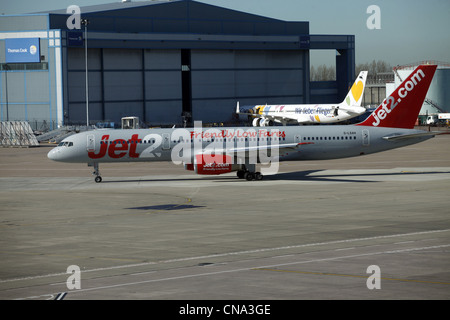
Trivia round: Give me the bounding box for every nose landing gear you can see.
[88,163,102,183]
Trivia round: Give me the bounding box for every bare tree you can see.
[356,60,391,78]
[310,64,336,81]
[311,60,391,81]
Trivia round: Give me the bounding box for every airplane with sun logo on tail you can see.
[236,70,368,126]
[48,65,444,183]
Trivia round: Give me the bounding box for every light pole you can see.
[81,18,89,127]
[4,64,9,121]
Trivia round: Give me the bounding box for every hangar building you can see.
[0,0,355,129]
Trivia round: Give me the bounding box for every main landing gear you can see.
[236,168,263,181]
[237,170,263,181]
[88,163,102,183]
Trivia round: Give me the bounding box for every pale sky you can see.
[1,0,449,67]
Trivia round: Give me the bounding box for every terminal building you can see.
[0,0,355,130]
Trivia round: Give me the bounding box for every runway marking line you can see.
[14,243,450,300]
[253,268,450,286]
[2,229,449,284]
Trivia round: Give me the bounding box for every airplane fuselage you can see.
[47,65,439,182]
[48,125,432,164]
[251,104,366,125]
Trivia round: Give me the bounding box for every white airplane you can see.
[236,71,368,126]
[48,65,443,182]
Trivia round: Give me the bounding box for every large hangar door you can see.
[66,48,183,126]
[144,49,183,126]
[190,49,305,124]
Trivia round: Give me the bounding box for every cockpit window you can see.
[58,141,74,147]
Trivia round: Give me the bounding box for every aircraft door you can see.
[162,133,171,150]
[362,129,370,146]
[295,135,301,143]
[87,135,95,152]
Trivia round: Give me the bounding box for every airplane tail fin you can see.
[236,101,240,114]
[356,64,437,129]
[342,71,368,107]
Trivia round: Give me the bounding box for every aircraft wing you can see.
[204,142,313,157]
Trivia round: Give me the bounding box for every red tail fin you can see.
[357,64,437,129]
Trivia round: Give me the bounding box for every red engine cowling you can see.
[184,154,241,175]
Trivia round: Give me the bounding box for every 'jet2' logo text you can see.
[88,134,141,159]
[372,69,425,126]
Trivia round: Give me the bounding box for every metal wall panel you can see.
[191,70,235,99]
[144,49,180,70]
[26,71,49,103]
[67,71,102,102]
[144,49,182,125]
[26,104,51,123]
[103,48,142,70]
[67,48,101,70]
[145,101,182,125]
[4,72,25,103]
[145,71,181,100]
[6,104,25,120]
[0,15,48,32]
[104,101,144,121]
[192,99,236,124]
[103,71,142,101]
[191,50,235,69]
[68,102,103,124]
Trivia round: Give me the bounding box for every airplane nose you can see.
[47,148,59,161]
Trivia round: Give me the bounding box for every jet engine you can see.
[184,154,243,175]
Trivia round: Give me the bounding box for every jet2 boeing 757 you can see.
[48,65,441,182]
[236,71,368,126]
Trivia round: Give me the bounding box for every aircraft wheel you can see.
[259,118,266,127]
[255,172,263,180]
[95,176,102,183]
[245,172,254,181]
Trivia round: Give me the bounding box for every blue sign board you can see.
[299,36,310,49]
[5,38,40,63]
[67,31,83,46]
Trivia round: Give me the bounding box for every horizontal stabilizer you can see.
[382,131,449,141]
